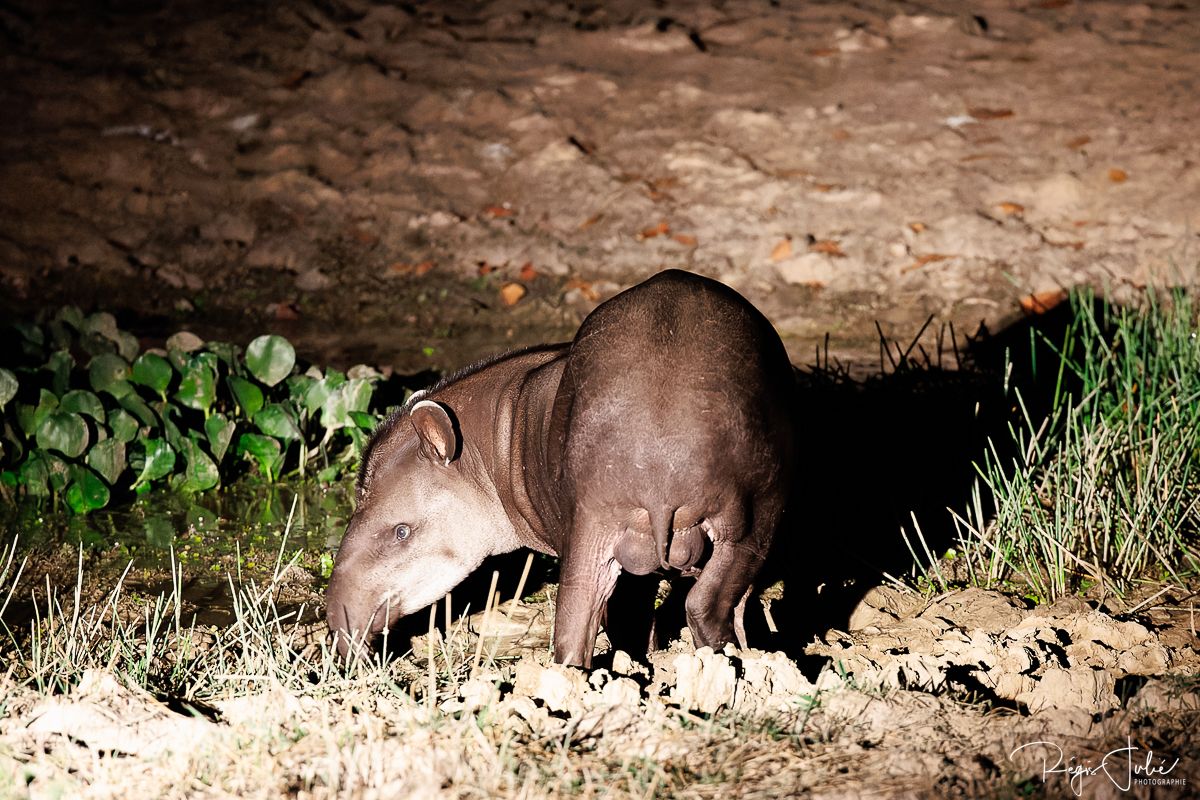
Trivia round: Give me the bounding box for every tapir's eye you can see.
[393,523,412,542]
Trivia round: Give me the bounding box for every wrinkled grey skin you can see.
[326,269,795,667]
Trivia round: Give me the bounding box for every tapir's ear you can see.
[409,400,459,466]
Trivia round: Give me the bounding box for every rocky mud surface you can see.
[2,0,1198,370]
[3,583,1196,797]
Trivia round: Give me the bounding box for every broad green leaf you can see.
[81,312,120,343]
[45,452,69,492]
[237,433,283,481]
[301,376,334,415]
[254,403,302,440]
[245,335,295,387]
[55,306,84,330]
[162,410,187,452]
[285,374,315,406]
[16,404,36,438]
[320,379,375,431]
[316,464,340,483]
[204,413,235,462]
[45,351,73,397]
[59,390,105,423]
[347,364,383,380]
[175,358,216,414]
[118,392,158,429]
[65,465,109,514]
[79,312,120,357]
[1,423,23,464]
[89,353,130,395]
[86,438,126,485]
[18,453,50,497]
[48,320,72,350]
[115,331,140,361]
[82,312,118,339]
[205,341,239,367]
[131,438,175,489]
[349,411,377,430]
[178,438,219,492]
[14,322,44,347]
[36,412,89,458]
[166,331,205,353]
[108,408,139,442]
[227,376,264,418]
[131,353,173,395]
[0,368,17,411]
[19,389,60,437]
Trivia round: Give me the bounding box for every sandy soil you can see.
[1,581,1197,798]
[1,0,1198,372]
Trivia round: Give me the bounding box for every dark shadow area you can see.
[632,297,1113,676]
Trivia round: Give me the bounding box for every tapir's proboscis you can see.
[325,269,795,667]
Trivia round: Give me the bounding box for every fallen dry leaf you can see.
[477,262,497,276]
[1020,289,1068,314]
[997,202,1025,216]
[813,182,844,193]
[1066,135,1091,149]
[519,262,538,282]
[908,222,927,233]
[1108,168,1128,183]
[967,107,1015,120]
[901,253,952,274]
[579,214,602,229]
[809,48,838,57]
[770,238,793,262]
[499,282,526,306]
[636,221,670,241]
[809,239,846,257]
[483,205,514,218]
[672,233,698,247]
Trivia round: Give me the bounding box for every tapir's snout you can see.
[325,547,388,663]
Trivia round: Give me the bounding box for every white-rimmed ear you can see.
[404,389,429,409]
[409,400,458,466]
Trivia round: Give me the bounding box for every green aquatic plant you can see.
[0,308,385,513]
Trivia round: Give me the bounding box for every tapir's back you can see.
[559,269,794,500]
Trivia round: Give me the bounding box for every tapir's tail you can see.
[649,506,675,571]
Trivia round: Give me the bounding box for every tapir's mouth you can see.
[327,592,409,662]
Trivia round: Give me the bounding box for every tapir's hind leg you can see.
[553,513,621,667]
[684,501,778,651]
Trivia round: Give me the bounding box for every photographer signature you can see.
[1010,737,1181,796]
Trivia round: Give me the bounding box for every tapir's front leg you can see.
[552,514,621,667]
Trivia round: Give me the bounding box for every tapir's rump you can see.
[326,270,795,667]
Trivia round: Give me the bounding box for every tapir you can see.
[326,269,795,667]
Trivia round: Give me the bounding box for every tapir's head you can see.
[325,397,511,661]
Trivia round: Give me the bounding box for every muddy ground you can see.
[1,0,1199,796]
[1,576,1198,798]
[2,0,1198,371]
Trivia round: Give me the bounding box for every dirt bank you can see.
[2,0,1197,371]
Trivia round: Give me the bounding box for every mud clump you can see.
[809,586,1195,714]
